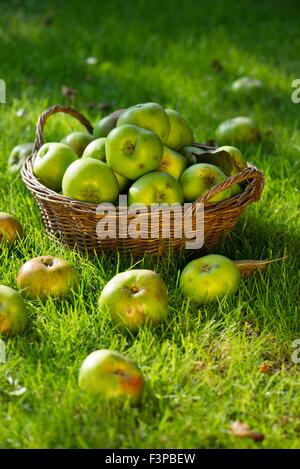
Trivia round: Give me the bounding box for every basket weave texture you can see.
[22,105,265,256]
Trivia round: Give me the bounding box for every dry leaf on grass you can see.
[233,256,288,278]
[259,362,271,374]
[230,421,265,442]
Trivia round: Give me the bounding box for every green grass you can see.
[0,0,300,449]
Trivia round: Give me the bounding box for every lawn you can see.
[0,0,300,449]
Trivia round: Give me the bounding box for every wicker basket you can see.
[21,105,264,257]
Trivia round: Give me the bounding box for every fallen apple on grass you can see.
[165,109,194,150]
[128,171,184,206]
[180,254,241,304]
[33,142,78,192]
[117,102,170,144]
[0,212,23,244]
[0,285,28,336]
[8,143,33,175]
[93,108,125,138]
[180,163,231,203]
[216,117,259,145]
[78,349,145,403]
[17,256,79,300]
[62,158,119,204]
[231,76,263,97]
[106,124,163,180]
[99,269,168,331]
[61,131,94,156]
[159,146,187,180]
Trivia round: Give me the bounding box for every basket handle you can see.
[32,104,94,155]
[197,165,264,204]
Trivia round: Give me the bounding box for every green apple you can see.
[62,159,119,204]
[180,254,241,304]
[99,269,168,331]
[0,212,23,243]
[128,171,184,205]
[114,171,129,192]
[106,124,163,180]
[117,102,170,143]
[214,146,247,175]
[231,76,263,97]
[33,142,78,192]
[216,117,259,145]
[180,163,231,203]
[159,146,187,180]
[94,109,125,138]
[17,256,79,300]
[8,143,33,175]
[231,183,243,196]
[82,138,106,161]
[78,349,145,403]
[61,131,94,156]
[0,285,28,336]
[165,109,194,150]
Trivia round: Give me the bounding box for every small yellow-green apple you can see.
[106,124,163,180]
[216,117,259,145]
[0,285,28,336]
[165,109,194,150]
[0,212,23,244]
[93,109,125,138]
[33,143,78,192]
[180,254,241,304]
[114,171,129,192]
[17,256,79,300]
[180,163,231,203]
[128,171,184,205]
[231,76,263,97]
[82,138,106,161]
[159,146,187,180]
[117,102,170,143]
[8,143,33,175]
[61,131,94,156]
[214,146,247,175]
[62,159,119,204]
[78,349,145,403]
[99,269,168,331]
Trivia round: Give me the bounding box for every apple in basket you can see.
[61,131,94,156]
[159,146,187,180]
[128,171,184,205]
[17,256,79,300]
[8,142,33,175]
[0,285,28,336]
[117,102,170,144]
[93,108,125,138]
[180,163,231,203]
[78,349,145,403]
[62,158,119,204]
[164,109,194,150]
[215,116,259,145]
[0,212,23,244]
[106,124,163,180]
[33,142,78,192]
[180,254,241,304]
[99,269,169,332]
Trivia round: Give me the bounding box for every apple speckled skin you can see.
[0,212,23,244]
[17,256,79,300]
[128,171,184,206]
[159,146,187,180]
[0,285,28,336]
[99,269,168,331]
[165,109,194,150]
[180,163,231,203]
[106,124,163,180]
[180,254,241,304]
[117,102,170,144]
